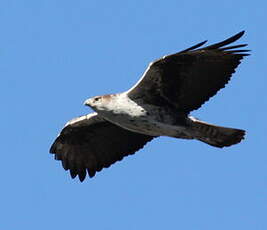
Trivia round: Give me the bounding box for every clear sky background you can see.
[1,0,266,229]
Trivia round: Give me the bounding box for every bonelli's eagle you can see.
[50,31,249,181]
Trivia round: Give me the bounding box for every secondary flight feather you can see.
[50,31,249,181]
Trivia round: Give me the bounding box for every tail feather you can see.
[190,118,245,148]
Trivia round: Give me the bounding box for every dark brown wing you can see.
[127,31,250,114]
[50,113,154,182]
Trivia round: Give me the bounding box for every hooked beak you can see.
[83,98,92,107]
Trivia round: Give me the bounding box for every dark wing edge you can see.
[179,31,249,54]
[174,31,250,112]
[49,113,154,182]
[127,31,250,113]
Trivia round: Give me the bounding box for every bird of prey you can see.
[50,31,249,182]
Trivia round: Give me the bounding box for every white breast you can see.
[95,93,182,137]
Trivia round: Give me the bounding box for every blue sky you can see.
[1,0,266,229]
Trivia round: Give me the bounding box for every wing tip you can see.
[179,30,247,54]
[68,168,95,182]
[235,30,245,39]
[203,30,247,50]
[180,40,208,53]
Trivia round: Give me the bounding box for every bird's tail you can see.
[190,117,245,148]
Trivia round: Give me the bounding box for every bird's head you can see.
[84,94,114,112]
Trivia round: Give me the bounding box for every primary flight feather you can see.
[50,31,249,182]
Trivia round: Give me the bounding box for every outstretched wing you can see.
[127,31,250,114]
[50,113,154,182]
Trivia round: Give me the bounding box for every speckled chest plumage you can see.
[94,93,189,137]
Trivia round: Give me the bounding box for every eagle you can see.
[50,31,249,182]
